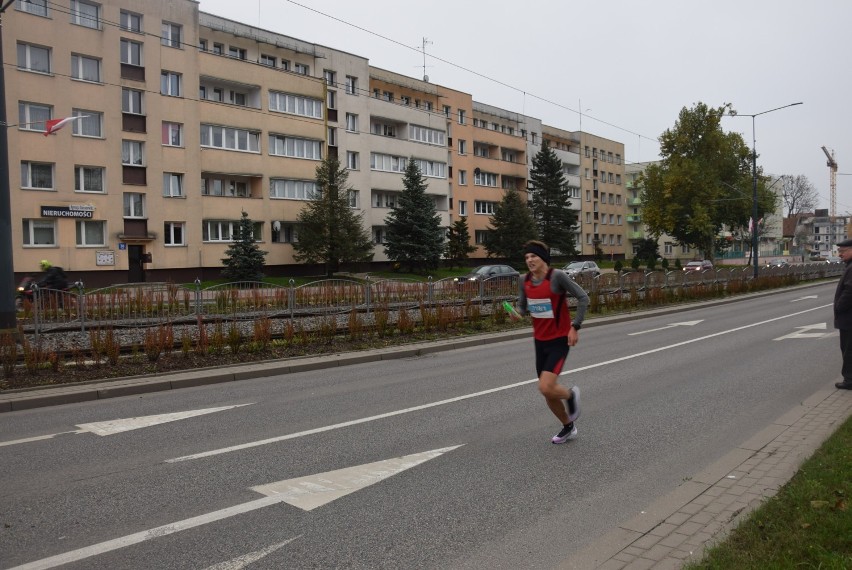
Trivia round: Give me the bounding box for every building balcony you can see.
[628,231,645,240]
[627,197,642,206]
[626,214,642,223]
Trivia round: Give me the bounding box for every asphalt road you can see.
[0,282,840,569]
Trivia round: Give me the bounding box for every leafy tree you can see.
[445,217,476,268]
[485,189,538,265]
[641,102,777,261]
[780,174,818,217]
[293,156,374,276]
[383,158,445,273]
[631,256,642,270]
[634,237,659,263]
[221,211,267,282]
[528,142,579,257]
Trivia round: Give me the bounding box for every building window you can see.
[17,42,51,74]
[16,0,48,17]
[474,170,498,187]
[327,90,336,110]
[120,39,142,66]
[162,121,183,146]
[18,101,51,132]
[474,200,497,215]
[370,153,407,173]
[345,75,358,95]
[458,139,467,155]
[443,105,451,117]
[212,43,224,55]
[70,0,100,29]
[409,124,446,146]
[120,10,142,32]
[203,220,261,242]
[473,145,489,158]
[72,109,102,137]
[268,91,323,118]
[22,219,56,246]
[122,88,143,114]
[270,179,317,200]
[457,109,466,125]
[271,222,298,243]
[123,192,146,218]
[163,173,183,197]
[71,54,100,82]
[268,135,322,159]
[371,122,396,137]
[346,151,359,170]
[260,54,276,67]
[76,220,106,246]
[75,166,104,193]
[327,127,337,147]
[413,159,446,178]
[323,69,335,86]
[459,200,467,216]
[201,124,261,152]
[121,140,144,165]
[21,161,54,189]
[400,95,410,106]
[164,222,185,246]
[345,113,358,133]
[475,230,489,245]
[161,22,182,48]
[294,62,309,75]
[160,71,182,97]
[228,46,247,60]
[348,190,359,209]
[373,227,386,244]
[459,170,467,185]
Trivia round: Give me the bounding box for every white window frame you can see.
[346,151,359,170]
[18,101,51,132]
[70,0,100,29]
[160,71,182,97]
[22,219,56,246]
[120,10,142,32]
[270,179,317,200]
[75,165,105,193]
[120,38,142,66]
[268,91,323,119]
[294,62,309,75]
[459,170,467,185]
[203,220,260,242]
[71,53,101,82]
[370,153,407,173]
[414,159,446,179]
[76,220,106,247]
[348,190,359,209]
[164,222,185,246]
[161,22,182,48]
[459,200,467,216]
[123,192,146,218]
[271,222,299,244]
[163,172,183,197]
[121,140,144,166]
[345,75,358,95]
[268,135,322,160]
[17,42,51,74]
[260,54,276,67]
[201,124,261,153]
[16,0,48,17]
[409,125,446,146]
[474,200,497,215]
[474,170,498,187]
[458,139,467,155]
[162,121,183,147]
[21,161,54,190]
[71,109,102,138]
[345,113,358,133]
[122,88,144,114]
[228,46,246,60]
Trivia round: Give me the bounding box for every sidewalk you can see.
[559,385,852,570]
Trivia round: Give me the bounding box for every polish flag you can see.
[43,116,86,136]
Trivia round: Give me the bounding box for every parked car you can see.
[825,256,843,265]
[453,264,519,284]
[563,261,601,278]
[682,260,714,272]
[764,259,790,268]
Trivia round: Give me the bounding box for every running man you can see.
[516,240,590,444]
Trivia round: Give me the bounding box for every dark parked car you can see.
[764,259,790,268]
[682,260,714,272]
[453,264,519,284]
[563,261,601,278]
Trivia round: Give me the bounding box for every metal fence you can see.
[17,263,843,339]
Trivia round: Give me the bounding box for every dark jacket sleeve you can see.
[834,263,852,329]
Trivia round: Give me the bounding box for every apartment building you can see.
[541,125,582,252]
[577,133,626,258]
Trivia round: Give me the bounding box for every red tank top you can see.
[524,269,571,341]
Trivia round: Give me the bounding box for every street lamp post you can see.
[727,102,802,278]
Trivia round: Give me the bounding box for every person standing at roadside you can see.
[833,238,852,390]
[516,240,590,443]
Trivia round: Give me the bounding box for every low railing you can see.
[17,262,843,339]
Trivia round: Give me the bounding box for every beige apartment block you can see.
[577,133,626,258]
[542,125,583,254]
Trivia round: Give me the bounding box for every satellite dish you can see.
[272,221,281,232]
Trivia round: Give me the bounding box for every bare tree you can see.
[781,175,819,217]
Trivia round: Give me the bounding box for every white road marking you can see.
[791,295,819,302]
[251,445,463,511]
[0,404,253,448]
[773,322,833,340]
[9,445,460,570]
[167,304,832,464]
[202,537,301,570]
[628,320,704,336]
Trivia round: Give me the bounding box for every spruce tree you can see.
[383,158,445,273]
[221,211,268,282]
[293,156,374,276]
[528,141,579,257]
[485,189,538,265]
[444,217,476,268]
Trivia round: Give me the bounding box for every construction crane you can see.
[822,146,838,218]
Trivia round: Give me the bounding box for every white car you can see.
[563,261,601,278]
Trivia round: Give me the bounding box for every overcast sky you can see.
[198,0,851,214]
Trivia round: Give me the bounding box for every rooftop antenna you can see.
[421,37,433,82]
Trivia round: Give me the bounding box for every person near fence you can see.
[833,238,852,390]
[515,240,590,443]
[36,260,69,291]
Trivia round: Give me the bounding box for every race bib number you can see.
[527,297,554,318]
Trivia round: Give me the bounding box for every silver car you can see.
[563,261,601,278]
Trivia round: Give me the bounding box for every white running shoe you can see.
[551,424,578,444]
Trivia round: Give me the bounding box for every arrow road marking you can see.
[0,404,253,448]
[791,295,819,302]
[8,446,460,570]
[628,320,704,336]
[251,445,464,511]
[773,323,834,340]
[202,537,302,570]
